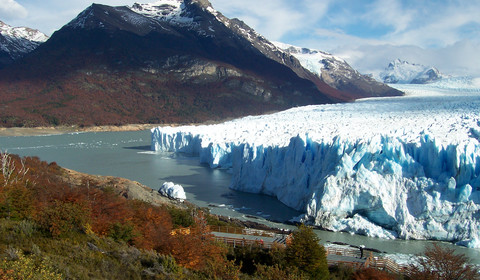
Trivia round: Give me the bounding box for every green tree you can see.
[286,224,329,280]
[0,183,34,220]
[35,200,90,238]
[108,222,138,243]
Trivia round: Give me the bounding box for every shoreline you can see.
[0,118,236,137]
[0,124,164,137]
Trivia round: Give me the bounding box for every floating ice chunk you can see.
[159,182,186,201]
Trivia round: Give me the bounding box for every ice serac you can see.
[152,71,480,247]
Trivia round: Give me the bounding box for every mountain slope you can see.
[0,0,401,127]
[275,42,401,98]
[0,20,48,68]
[379,59,443,84]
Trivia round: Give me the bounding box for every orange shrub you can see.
[167,212,226,270]
[353,268,397,280]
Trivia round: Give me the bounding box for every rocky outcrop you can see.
[61,168,177,207]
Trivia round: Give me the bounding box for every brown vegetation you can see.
[0,64,327,128]
[406,243,480,280]
[0,151,233,278]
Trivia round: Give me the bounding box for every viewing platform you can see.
[210,226,408,274]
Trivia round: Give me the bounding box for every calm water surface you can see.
[1,130,479,263]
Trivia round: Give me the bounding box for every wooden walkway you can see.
[211,226,408,274]
[326,246,409,274]
[214,235,284,249]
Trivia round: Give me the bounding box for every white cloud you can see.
[333,40,480,77]
[210,0,332,41]
[306,28,385,50]
[0,0,28,21]
[363,0,415,33]
[378,1,480,48]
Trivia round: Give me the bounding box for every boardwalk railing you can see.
[209,226,245,235]
[326,247,361,258]
[326,246,408,274]
[366,256,409,274]
[209,225,284,238]
[214,236,283,249]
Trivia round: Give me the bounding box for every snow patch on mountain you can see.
[66,0,226,37]
[0,21,48,43]
[274,42,400,98]
[151,82,480,247]
[273,41,346,75]
[380,59,443,84]
[0,20,48,60]
[131,0,194,25]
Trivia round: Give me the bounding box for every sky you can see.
[1,0,479,77]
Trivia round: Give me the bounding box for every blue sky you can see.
[1,0,479,76]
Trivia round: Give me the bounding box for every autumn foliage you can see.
[167,212,226,270]
[353,268,397,280]
[406,243,480,280]
[0,151,229,274]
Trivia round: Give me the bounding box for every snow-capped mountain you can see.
[63,0,372,100]
[0,20,48,68]
[0,0,400,127]
[380,59,443,84]
[275,42,400,98]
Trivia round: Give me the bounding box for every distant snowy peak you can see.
[0,21,48,43]
[380,59,443,84]
[273,41,346,74]
[275,42,401,98]
[0,20,48,67]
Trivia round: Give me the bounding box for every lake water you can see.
[1,130,480,263]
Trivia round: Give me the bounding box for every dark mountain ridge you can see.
[0,0,401,127]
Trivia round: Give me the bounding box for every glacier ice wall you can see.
[151,84,480,247]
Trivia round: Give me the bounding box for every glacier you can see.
[151,80,480,247]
